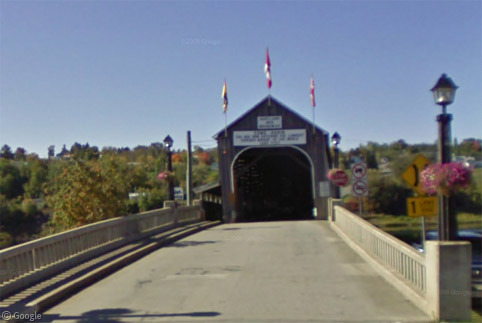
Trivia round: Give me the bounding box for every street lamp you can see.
[431,73,458,241]
[331,132,341,198]
[163,135,174,201]
[331,132,341,168]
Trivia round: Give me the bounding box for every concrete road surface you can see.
[43,221,432,322]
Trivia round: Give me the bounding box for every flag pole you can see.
[310,75,316,135]
[312,105,315,135]
[222,79,228,154]
[224,110,228,139]
[223,110,228,154]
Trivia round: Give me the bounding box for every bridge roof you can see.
[193,182,221,195]
[213,96,328,140]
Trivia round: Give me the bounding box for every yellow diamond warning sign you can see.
[401,154,431,196]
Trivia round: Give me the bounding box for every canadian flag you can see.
[265,48,272,89]
[310,76,315,107]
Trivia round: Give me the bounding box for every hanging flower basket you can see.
[420,162,472,196]
[157,171,174,180]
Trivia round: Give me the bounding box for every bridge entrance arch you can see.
[232,146,314,222]
[214,96,334,223]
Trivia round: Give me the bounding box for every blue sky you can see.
[1,0,481,157]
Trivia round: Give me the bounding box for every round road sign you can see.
[352,163,367,180]
[352,180,368,196]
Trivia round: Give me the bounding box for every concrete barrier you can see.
[425,240,471,321]
[328,199,471,321]
[0,201,202,299]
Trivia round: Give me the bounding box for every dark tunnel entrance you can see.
[233,147,314,222]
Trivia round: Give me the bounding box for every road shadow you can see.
[218,226,282,231]
[41,308,221,322]
[167,240,219,248]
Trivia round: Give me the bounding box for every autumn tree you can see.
[45,156,132,229]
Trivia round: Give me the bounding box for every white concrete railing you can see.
[332,205,426,295]
[0,202,202,299]
[328,199,472,321]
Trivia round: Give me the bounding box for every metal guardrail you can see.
[0,203,202,298]
[331,204,426,296]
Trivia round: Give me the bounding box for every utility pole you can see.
[186,131,193,206]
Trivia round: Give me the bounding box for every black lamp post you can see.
[331,131,341,198]
[431,74,458,241]
[163,135,174,201]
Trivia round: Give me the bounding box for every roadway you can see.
[42,221,431,322]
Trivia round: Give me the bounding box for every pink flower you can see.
[157,171,167,180]
[421,162,472,196]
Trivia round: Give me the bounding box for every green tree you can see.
[48,145,55,159]
[70,142,99,160]
[0,159,26,198]
[366,170,412,215]
[22,156,49,198]
[0,195,38,245]
[57,145,69,157]
[14,147,27,161]
[1,145,14,159]
[0,231,13,249]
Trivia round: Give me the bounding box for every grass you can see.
[363,212,481,244]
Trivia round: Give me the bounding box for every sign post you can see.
[401,154,435,250]
[351,161,368,216]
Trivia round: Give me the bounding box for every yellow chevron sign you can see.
[401,154,431,196]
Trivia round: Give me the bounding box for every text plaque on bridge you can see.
[233,129,306,147]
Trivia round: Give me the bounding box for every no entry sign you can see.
[332,170,349,187]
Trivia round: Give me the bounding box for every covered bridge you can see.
[214,96,334,223]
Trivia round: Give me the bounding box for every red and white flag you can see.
[265,48,272,89]
[222,80,228,112]
[310,76,316,107]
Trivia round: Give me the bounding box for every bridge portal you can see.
[214,96,333,222]
[233,147,313,222]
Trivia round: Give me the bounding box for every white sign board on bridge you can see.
[257,116,282,129]
[233,129,307,146]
